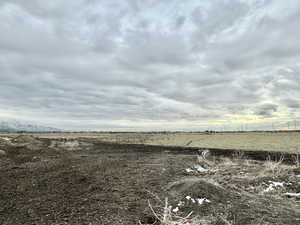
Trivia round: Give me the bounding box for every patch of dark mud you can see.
[79,140,300,164]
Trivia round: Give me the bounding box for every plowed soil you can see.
[0,136,299,225]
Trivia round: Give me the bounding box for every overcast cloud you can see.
[0,0,300,131]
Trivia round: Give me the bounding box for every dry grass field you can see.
[142,132,300,153]
[2,131,299,153]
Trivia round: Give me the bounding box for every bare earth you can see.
[0,135,299,225]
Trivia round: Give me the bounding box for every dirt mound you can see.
[0,137,11,147]
[0,149,6,156]
[164,178,238,217]
[166,178,232,202]
[10,135,44,150]
[11,135,40,144]
[3,136,60,164]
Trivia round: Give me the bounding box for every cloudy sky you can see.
[0,0,300,131]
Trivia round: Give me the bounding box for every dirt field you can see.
[1,131,299,153]
[0,135,299,225]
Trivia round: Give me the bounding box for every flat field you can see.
[142,132,300,153]
[0,135,299,225]
[2,131,299,153]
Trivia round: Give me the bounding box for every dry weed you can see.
[259,155,285,178]
[140,198,197,225]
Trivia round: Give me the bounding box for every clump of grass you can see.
[292,152,300,167]
[260,155,285,178]
[233,150,245,160]
[258,154,296,179]
[140,198,196,225]
[141,197,240,225]
[197,150,215,167]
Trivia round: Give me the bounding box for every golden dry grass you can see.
[1,131,300,153]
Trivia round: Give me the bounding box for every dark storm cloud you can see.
[0,0,300,130]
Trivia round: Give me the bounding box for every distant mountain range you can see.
[0,120,60,132]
